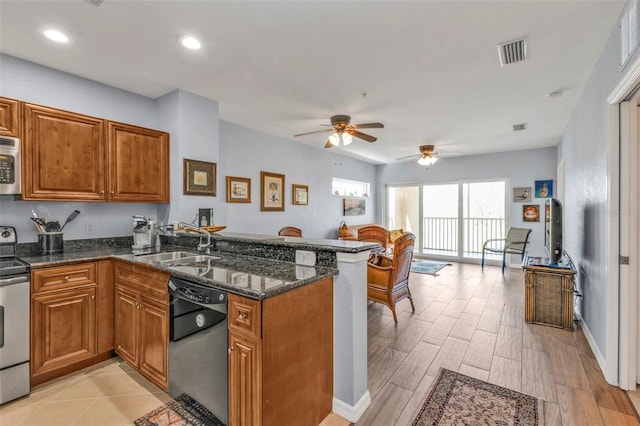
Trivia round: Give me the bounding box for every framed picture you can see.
[260,171,285,212]
[292,184,308,205]
[513,187,531,202]
[183,159,216,196]
[226,176,251,203]
[523,204,540,222]
[198,208,213,227]
[344,197,366,216]
[534,180,553,198]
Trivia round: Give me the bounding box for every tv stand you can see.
[523,255,576,330]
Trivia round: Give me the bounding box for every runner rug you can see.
[410,260,451,276]
[134,393,225,426]
[412,368,543,426]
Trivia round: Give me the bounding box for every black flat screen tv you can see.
[545,198,563,264]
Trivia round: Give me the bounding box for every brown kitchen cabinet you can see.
[23,103,106,201]
[21,100,169,202]
[107,121,169,202]
[0,97,21,137]
[113,261,169,391]
[30,261,113,386]
[228,278,334,426]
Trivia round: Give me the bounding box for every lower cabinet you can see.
[228,277,334,426]
[30,261,113,386]
[113,261,169,391]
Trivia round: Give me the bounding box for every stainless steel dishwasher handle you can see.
[0,276,29,287]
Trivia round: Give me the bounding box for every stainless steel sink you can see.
[137,251,198,262]
[161,255,221,266]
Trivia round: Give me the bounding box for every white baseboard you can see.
[332,391,371,423]
[580,317,611,383]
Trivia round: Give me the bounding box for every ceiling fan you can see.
[396,145,440,166]
[294,115,384,148]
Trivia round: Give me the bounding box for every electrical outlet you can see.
[85,221,95,234]
[295,250,316,266]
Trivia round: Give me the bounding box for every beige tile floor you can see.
[0,358,173,426]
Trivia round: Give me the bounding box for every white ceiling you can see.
[0,0,626,164]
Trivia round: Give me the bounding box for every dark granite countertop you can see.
[19,240,340,300]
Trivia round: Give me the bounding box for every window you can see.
[332,178,370,197]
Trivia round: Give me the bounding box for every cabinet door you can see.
[114,286,139,367]
[31,287,97,378]
[107,121,169,203]
[138,295,168,391]
[229,333,261,426]
[23,103,105,200]
[0,97,21,137]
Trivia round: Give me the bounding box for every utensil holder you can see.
[38,232,63,255]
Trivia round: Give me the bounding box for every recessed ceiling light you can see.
[179,36,201,50]
[42,29,69,43]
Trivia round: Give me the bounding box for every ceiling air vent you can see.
[513,123,527,132]
[497,38,527,66]
[84,0,104,6]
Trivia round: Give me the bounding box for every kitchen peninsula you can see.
[17,232,378,425]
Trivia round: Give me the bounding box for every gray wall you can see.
[560,19,635,359]
[218,121,377,239]
[376,147,558,257]
[0,54,377,242]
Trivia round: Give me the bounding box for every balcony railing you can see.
[422,217,505,257]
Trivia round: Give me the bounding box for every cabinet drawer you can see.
[228,294,261,340]
[114,261,169,302]
[32,262,97,294]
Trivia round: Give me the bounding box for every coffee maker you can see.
[132,215,157,250]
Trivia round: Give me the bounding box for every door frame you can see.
[605,52,640,388]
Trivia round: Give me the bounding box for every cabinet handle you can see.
[91,295,95,300]
[238,312,248,320]
[100,190,105,194]
[110,191,114,195]
[228,347,234,354]
[63,276,70,282]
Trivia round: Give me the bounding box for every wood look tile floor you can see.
[357,262,640,426]
[2,262,637,426]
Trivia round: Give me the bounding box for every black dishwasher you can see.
[168,276,228,425]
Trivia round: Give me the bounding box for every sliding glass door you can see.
[386,180,506,261]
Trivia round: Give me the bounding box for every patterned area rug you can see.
[410,260,451,275]
[412,368,543,426]
[134,393,225,426]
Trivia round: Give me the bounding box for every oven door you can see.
[0,274,30,404]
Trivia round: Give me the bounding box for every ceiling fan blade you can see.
[294,129,333,137]
[349,130,377,142]
[351,122,384,129]
[324,141,333,148]
[395,154,421,161]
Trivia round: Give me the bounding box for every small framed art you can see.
[344,197,366,216]
[184,159,216,196]
[292,184,308,205]
[523,204,540,222]
[226,176,251,203]
[513,187,531,202]
[534,180,553,198]
[260,171,285,212]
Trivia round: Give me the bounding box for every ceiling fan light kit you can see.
[294,114,383,148]
[417,156,438,166]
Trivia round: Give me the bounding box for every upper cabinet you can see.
[0,97,21,137]
[21,101,169,202]
[23,103,106,201]
[108,122,169,203]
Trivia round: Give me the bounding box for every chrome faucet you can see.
[176,222,212,252]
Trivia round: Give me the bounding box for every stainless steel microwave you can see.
[0,136,21,195]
